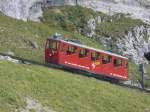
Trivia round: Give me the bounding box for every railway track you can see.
[0,53,150,93]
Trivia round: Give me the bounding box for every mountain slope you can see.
[0,6,150,86]
[0,0,150,23]
[0,11,103,64]
[0,6,150,112]
[0,0,43,21]
[0,61,150,112]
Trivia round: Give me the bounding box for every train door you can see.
[63,44,78,67]
[77,48,90,70]
[113,58,128,80]
[101,54,113,76]
[59,42,67,64]
[45,39,60,64]
[90,51,102,73]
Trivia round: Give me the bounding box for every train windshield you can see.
[46,40,59,51]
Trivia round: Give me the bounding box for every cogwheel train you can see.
[45,33,129,81]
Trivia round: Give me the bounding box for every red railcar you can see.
[45,34,128,81]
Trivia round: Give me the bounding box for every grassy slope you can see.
[0,6,150,111]
[41,6,104,31]
[0,61,150,112]
[96,14,143,38]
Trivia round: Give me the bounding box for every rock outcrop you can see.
[98,25,150,64]
[0,0,150,23]
[116,26,150,64]
[81,15,150,64]
[0,0,43,21]
[81,0,150,24]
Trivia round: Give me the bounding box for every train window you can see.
[91,52,100,61]
[108,56,112,62]
[102,55,112,64]
[49,41,59,51]
[114,58,122,67]
[79,49,89,58]
[60,44,65,52]
[67,46,77,55]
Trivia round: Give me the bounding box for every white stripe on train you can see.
[65,61,127,79]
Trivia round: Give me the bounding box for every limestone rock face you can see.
[0,0,150,22]
[80,0,150,24]
[99,25,150,64]
[0,0,43,21]
[86,18,96,37]
[116,26,146,64]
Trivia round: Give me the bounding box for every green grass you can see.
[41,6,143,39]
[41,6,105,32]
[0,61,150,112]
[144,64,150,88]
[128,62,141,81]
[96,15,143,39]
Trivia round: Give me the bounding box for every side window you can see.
[108,56,112,63]
[49,41,59,51]
[67,46,77,55]
[102,55,112,64]
[91,52,100,61]
[114,58,122,67]
[60,43,66,52]
[79,49,89,58]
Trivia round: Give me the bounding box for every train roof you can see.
[48,37,128,60]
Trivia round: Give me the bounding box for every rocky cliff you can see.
[0,0,43,21]
[82,0,150,24]
[82,14,150,64]
[99,25,150,64]
[0,0,150,23]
